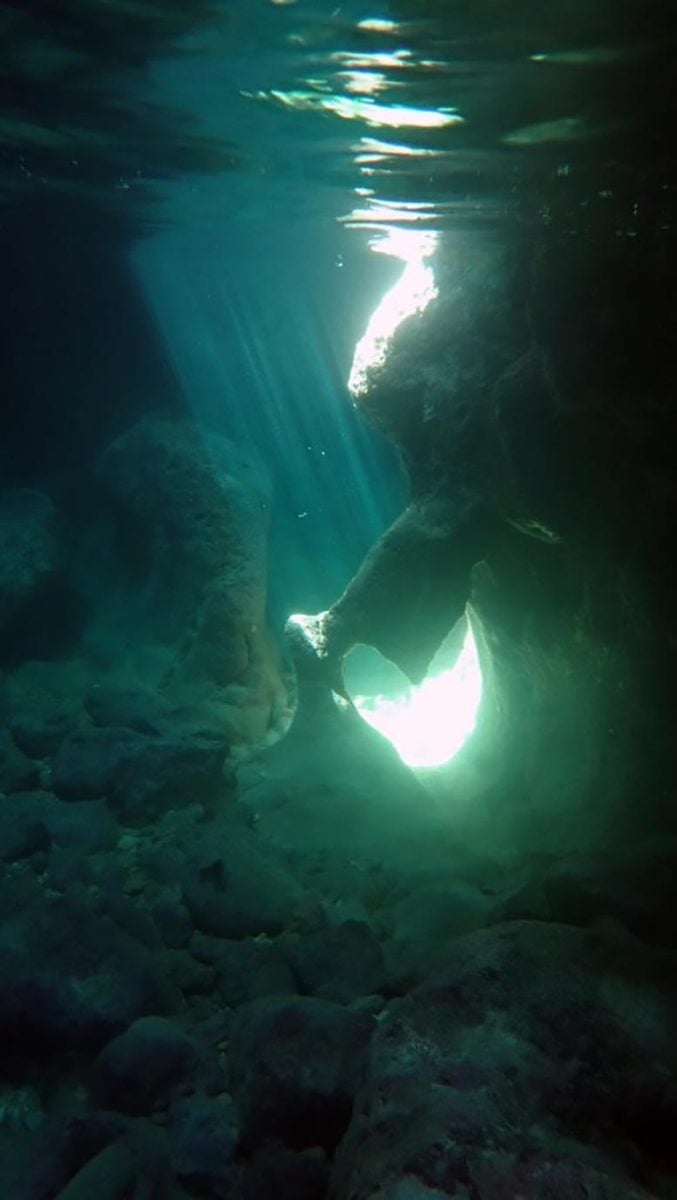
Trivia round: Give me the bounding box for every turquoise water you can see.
[1,4,676,1198]
[4,0,670,624]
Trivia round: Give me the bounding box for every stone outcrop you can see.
[97,416,273,689]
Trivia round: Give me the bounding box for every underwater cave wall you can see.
[351,217,677,856]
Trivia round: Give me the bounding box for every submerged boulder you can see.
[52,724,226,822]
[229,995,374,1152]
[181,829,305,940]
[3,657,88,759]
[330,920,677,1200]
[93,1017,198,1114]
[0,890,179,1051]
[0,1111,173,1200]
[280,920,387,1005]
[190,932,296,1007]
[97,417,274,687]
[0,731,40,794]
[169,1094,240,1194]
[90,416,286,754]
[0,790,116,866]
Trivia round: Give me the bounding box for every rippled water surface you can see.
[2,0,673,238]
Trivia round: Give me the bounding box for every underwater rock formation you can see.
[1,219,674,1197]
[1,4,676,1194]
[52,724,226,822]
[93,1016,200,1115]
[169,1093,240,1197]
[331,920,677,1200]
[52,413,291,752]
[282,245,519,719]
[229,995,374,1152]
[97,416,272,687]
[287,492,493,692]
[350,245,523,500]
[0,488,60,632]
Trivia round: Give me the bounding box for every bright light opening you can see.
[346,616,483,768]
[348,225,438,397]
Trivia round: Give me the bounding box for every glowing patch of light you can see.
[251,89,462,131]
[330,49,413,69]
[326,95,461,129]
[347,224,438,397]
[345,198,436,219]
[333,47,445,71]
[353,152,426,165]
[352,621,483,768]
[356,136,443,158]
[341,70,390,96]
[343,205,437,223]
[357,18,399,33]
